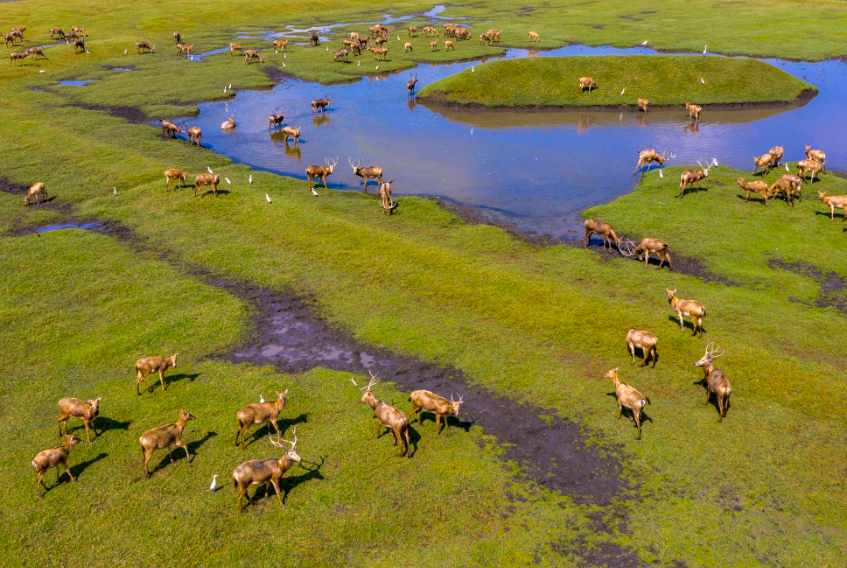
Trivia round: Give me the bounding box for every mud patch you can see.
[71,103,151,125]
[767,260,847,311]
[436,199,562,247]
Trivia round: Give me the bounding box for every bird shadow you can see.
[244,413,309,449]
[68,452,108,480]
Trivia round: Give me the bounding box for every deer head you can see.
[695,342,724,368]
[602,367,620,383]
[666,289,677,302]
[351,371,380,405]
[697,159,713,177]
[325,157,338,172]
[269,427,302,463]
[348,157,362,174]
[449,394,464,417]
[168,353,178,367]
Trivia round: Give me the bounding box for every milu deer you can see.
[404,42,413,52]
[342,40,360,55]
[57,397,101,443]
[694,342,732,422]
[805,145,826,172]
[136,41,155,54]
[50,28,65,39]
[378,180,398,215]
[767,175,801,206]
[528,31,541,42]
[310,31,320,46]
[753,153,772,177]
[407,73,418,96]
[244,50,265,64]
[174,31,181,44]
[352,373,411,457]
[768,146,784,168]
[408,391,463,436]
[685,102,701,121]
[444,40,455,51]
[24,182,47,206]
[677,159,713,197]
[273,39,288,53]
[32,435,84,497]
[187,126,202,147]
[232,429,302,512]
[634,148,672,174]
[139,410,196,477]
[583,218,621,250]
[230,42,243,56]
[797,159,823,183]
[349,157,384,193]
[177,43,194,56]
[334,48,349,62]
[9,51,27,65]
[268,108,284,130]
[195,173,221,198]
[479,33,492,46]
[368,46,388,60]
[70,26,84,36]
[4,34,17,48]
[135,354,178,394]
[374,36,389,47]
[633,238,673,270]
[235,390,288,449]
[488,29,502,42]
[737,178,770,204]
[221,111,236,131]
[71,38,86,54]
[306,157,338,190]
[26,47,47,60]
[408,26,418,37]
[667,289,706,337]
[637,98,650,113]
[350,31,360,41]
[579,77,597,93]
[430,40,438,51]
[281,125,300,144]
[818,192,847,221]
[603,368,650,440]
[311,94,332,114]
[160,119,184,139]
[164,168,188,191]
[422,26,439,37]
[625,329,658,368]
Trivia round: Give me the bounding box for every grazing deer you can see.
[455,28,471,40]
[160,119,184,139]
[136,41,155,54]
[350,31,360,41]
[233,429,301,512]
[637,98,650,113]
[9,51,27,65]
[268,108,284,130]
[50,28,66,39]
[626,329,658,367]
[430,40,438,51]
[342,39,360,54]
[753,153,772,177]
[767,175,801,206]
[195,173,221,198]
[488,29,502,42]
[358,36,369,50]
[685,102,701,121]
[378,180,398,215]
[369,25,383,38]
[408,391,463,436]
[579,77,597,93]
[423,26,438,37]
[349,157,384,193]
[805,145,826,172]
[368,46,388,60]
[528,31,540,42]
[479,33,492,46]
[235,390,288,449]
[139,410,196,477]
[135,354,178,394]
[404,42,413,52]
[352,373,411,457]
[818,192,847,221]
[164,168,188,191]
[444,40,454,52]
[230,42,243,56]
[677,159,713,197]
[33,435,83,497]
[70,26,84,36]
[187,126,202,147]
[306,157,338,190]
[695,342,732,422]
[11,29,23,42]
[281,125,300,144]
[221,111,236,131]
[768,146,784,168]
[603,368,650,440]
[737,178,770,204]
[177,43,194,56]
[667,289,706,337]
[310,31,319,46]
[797,159,823,183]
[407,73,418,96]
[64,31,78,42]
[26,47,47,60]
[57,397,101,443]
[334,47,349,62]
[5,35,17,47]
[408,26,417,37]
[244,50,264,64]
[24,182,47,206]
[273,39,288,53]
[634,148,672,173]
[173,31,181,44]
[634,238,673,269]
[311,94,332,114]
[374,36,388,47]
[443,23,456,36]
[583,218,621,250]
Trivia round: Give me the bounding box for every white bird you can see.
[266,193,271,203]
[113,187,117,195]
[621,88,625,95]
[311,188,319,196]
[375,65,379,70]
[260,394,264,403]
[397,36,401,41]
[85,50,90,54]
[229,84,231,89]
[357,61,360,67]
[208,167,214,174]
[703,45,707,54]
[283,62,286,67]
[785,164,789,172]
[712,158,719,167]
[471,67,475,73]
[284,53,286,59]
[701,78,705,84]
[642,40,648,45]
[225,177,231,185]
[40,70,45,74]
[209,475,218,490]
[249,175,253,183]
[326,46,329,51]
[124,49,127,54]
[659,169,663,179]
[224,87,227,93]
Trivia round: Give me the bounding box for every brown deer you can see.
[677,159,713,197]
[374,36,388,47]
[334,48,349,62]
[479,33,492,46]
[164,169,188,191]
[352,373,411,457]
[139,410,196,477]
[369,24,388,38]
[350,31,360,41]
[488,29,502,42]
[408,391,463,436]
[268,108,284,130]
[797,159,823,183]
[583,218,621,250]
[737,178,770,204]
[357,36,369,50]
[685,102,701,121]
[444,40,454,52]
[443,23,456,36]
[57,397,101,443]
[244,50,264,64]
[579,77,597,93]
[753,153,772,176]
[174,31,181,44]
[311,94,332,114]
[423,26,439,37]
[455,28,471,40]
[310,31,319,47]
[64,31,79,42]
[235,390,288,449]
[281,125,300,144]
[187,126,202,147]
[667,289,706,337]
[33,435,83,497]
[195,173,221,198]
[603,368,650,440]
[9,51,27,65]
[71,39,86,54]
[232,429,302,512]
[368,46,388,60]
[629,238,673,269]
[625,329,658,367]
[136,41,155,54]
[50,28,66,39]
[407,73,418,96]
[430,40,438,51]
[404,42,413,52]
[408,26,417,37]
[135,354,178,394]
[768,146,784,168]
[342,40,360,55]
[306,157,338,190]
[805,145,826,172]
[221,111,236,131]
[24,182,47,205]
[694,342,732,422]
[5,34,17,47]
[378,180,398,215]
[70,26,85,36]
[528,31,540,42]
[160,119,184,139]
[11,29,23,42]
[177,43,194,56]
[634,148,672,174]
[637,98,649,113]
[349,157,384,193]
[818,192,847,221]
[26,47,47,60]
[230,42,243,56]
[273,39,288,53]
[767,175,801,206]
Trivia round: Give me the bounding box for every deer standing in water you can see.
[268,108,284,130]
[352,373,411,457]
[139,410,196,477]
[407,73,418,96]
[805,145,826,172]
[677,159,713,197]
[603,368,650,440]
[235,390,288,449]
[636,98,650,113]
[305,157,338,191]
[583,218,621,250]
[221,111,236,131]
[311,94,332,114]
[737,178,770,204]
[378,180,398,215]
[685,102,701,121]
[135,354,178,394]
[165,169,188,191]
[694,342,732,422]
[625,329,658,367]
[57,397,101,443]
[349,157,384,193]
[408,391,463,436]
[579,77,597,93]
[24,182,47,205]
[667,289,706,337]
[33,435,84,497]
[634,148,672,174]
[232,429,302,512]
[281,125,300,144]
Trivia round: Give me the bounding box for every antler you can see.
[618,239,638,258]
[348,157,362,168]
[268,427,297,450]
[450,393,464,404]
[703,341,725,359]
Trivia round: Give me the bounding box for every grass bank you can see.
[418,56,815,108]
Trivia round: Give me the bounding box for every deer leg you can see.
[435,414,442,436]
[651,348,657,368]
[634,412,642,440]
[143,447,153,477]
[617,399,623,419]
[678,312,685,332]
[644,252,650,268]
[642,349,650,367]
[628,341,636,365]
[374,418,383,439]
[57,415,67,436]
[404,427,411,458]
[83,419,91,443]
[177,440,191,463]
[168,446,174,464]
[36,470,45,497]
[64,461,77,483]
[159,370,167,391]
[237,487,246,512]
[407,405,421,425]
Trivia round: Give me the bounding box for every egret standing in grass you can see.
[209,474,218,490]
[260,394,264,403]
[249,175,253,184]
[266,194,271,203]
[208,167,214,174]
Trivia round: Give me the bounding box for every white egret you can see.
[209,475,218,490]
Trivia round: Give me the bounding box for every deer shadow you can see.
[89,416,132,436]
[68,452,108,481]
[252,456,326,506]
[735,194,769,205]
[243,413,309,449]
[676,186,710,199]
[413,412,472,434]
[166,373,201,387]
[149,431,217,474]
[815,210,846,221]
[667,314,704,335]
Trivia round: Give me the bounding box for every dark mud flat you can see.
[768,259,847,311]
[71,103,152,125]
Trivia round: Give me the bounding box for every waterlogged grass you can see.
[418,56,815,107]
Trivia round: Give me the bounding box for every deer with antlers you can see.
[579,77,597,93]
[805,145,826,172]
[235,390,288,449]
[367,46,389,60]
[583,218,621,251]
[135,354,178,394]
[273,39,288,53]
[694,342,732,422]
[221,111,237,131]
[737,178,770,204]
[230,42,243,56]
[268,108,284,130]
[378,180,398,215]
[164,169,188,191]
[24,182,47,206]
[406,73,418,96]
[352,373,411,457]
[767,175,802,206]
[281,125,300,144]
[634,148,673,174]
[139,410,196,477]
[57,397,101,443]
[528,31,541,42]
[306,157,338,191]
[408,391,463,436]
[667,289,706,337]
[311,94,332,114]
[244,50,265,64]
[626,329,658,368]
[195,173,221,198]
[797,159,823,183]
[349,158,384,193]
[136,41,155,54]
[603,368,650,440]
[677,159,713,197]
[187,126,202,147]
[33,435,83,497]
[818,192,847,221]
[232,429,302,512]
[768,146,784,168]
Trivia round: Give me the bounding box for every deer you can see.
[9,51,27,65]
[306,157,338,190]
[57,397,101,443]
[408,391,463,436]
[685,102,701,121]
[369,24,388,38]
[455,28,471,40]
[579,77,597,93]
[767,175,801,206]
[368,46,388,60]
[407,73,418,96]
[667,289,706,337]
[164,168,188,191]
[677,159,713,197]
[374,36,388,47]
[753,153,772,177]
[70,26,85,36]
[139,410,196,477]
[423,26,439,37]
[737,178,770,204]
[797,159,823,183]
[33,435,84,497]
[235,390,288,449]
[5,35,17,47]
[160,119,184,139]
[11,29,23,42]
[135,354,178,394]
[443,23,456,36]
[444,40,454,52]
[479,33,492,46]
[24,182,47,206]
[404,42,413,52]
[625,329,658,368]
[281,125,300,144]
[136,41,155,54]
[768,146,784,168]
[50,28,66,39]
[187,126,202,147]
[818,192,847,221]
[378,180,398,215]
[268,108,284,130]
[173,31,181,44]
[583,218,621,250]
[805,145,826,172]
[488,29,502,42]
[633,148,672,174]
[352,373,411,457]
[632,238,673,270]
[342,39,360,55]
[357,36,369,49]
[334,47,349,62]
[603,368,650,440]
[350,31,360,41]
[221,111,236,131]
[244,50,265,64]
[230,42,243,56]
[232,429,302,512]
[528,31,541,42]
[64,31,79,42]
[177,43,194,56]
[311,94,332,114]
[349,157,384,193]
[195,173,221,198]
[310,31,319,46]
[694,342,732,422]
[408,26,418,37]
[430,40,438,51]
[273,39,288,53]
[26,47,47,60]
[637,98,649,113]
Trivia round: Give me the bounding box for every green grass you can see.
[418,56,815,107]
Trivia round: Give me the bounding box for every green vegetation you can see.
[418,56,815,107]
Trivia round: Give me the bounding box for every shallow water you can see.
[35,222,101,233]
[181,43,846,237]
[58,79,94,86]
